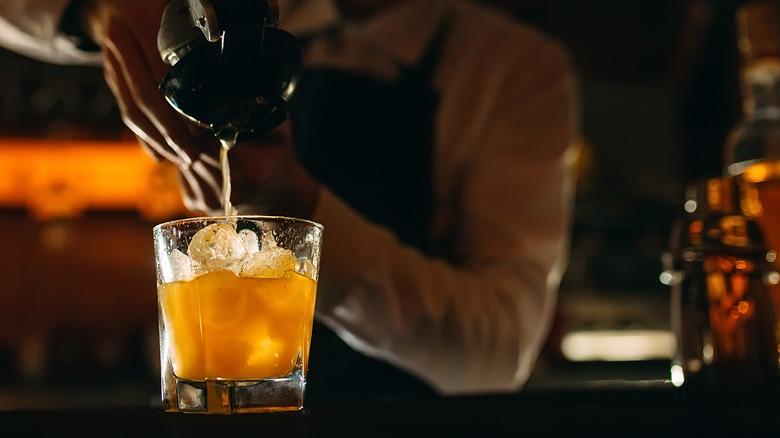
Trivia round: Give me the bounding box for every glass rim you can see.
[152,215,323,233]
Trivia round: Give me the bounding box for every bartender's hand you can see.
[76,0,318,217]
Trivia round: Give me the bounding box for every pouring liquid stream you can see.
[219,129,239,217]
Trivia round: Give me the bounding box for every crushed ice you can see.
[169,222,296,281]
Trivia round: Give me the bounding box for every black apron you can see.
[289,26,446,402]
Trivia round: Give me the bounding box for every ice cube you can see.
[158,248,196,283]
[297,258,317,280]
[240,246,296,278]
[260,231,279,251]
[188,222,248,272]
[238,229,260,255]
[169,249,196,282]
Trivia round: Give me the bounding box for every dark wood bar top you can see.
[2,382,778,437]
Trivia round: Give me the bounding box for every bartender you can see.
[0,0,580,399]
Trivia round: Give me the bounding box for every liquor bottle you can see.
[662,175,779,389]
[721,2,780,386]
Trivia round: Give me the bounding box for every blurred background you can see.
[0,0,747,408]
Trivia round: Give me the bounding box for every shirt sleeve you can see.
[0,0,102,65]
[309,8,580,395]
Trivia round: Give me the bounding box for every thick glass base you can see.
[162,372,305,414]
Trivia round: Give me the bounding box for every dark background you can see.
[0,0,751,407]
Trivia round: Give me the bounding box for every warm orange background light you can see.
[0,138,189,220]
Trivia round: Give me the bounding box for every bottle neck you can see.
[741,60,780,118]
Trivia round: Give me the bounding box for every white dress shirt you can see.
[0,0,580,395]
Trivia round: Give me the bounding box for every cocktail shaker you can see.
[156,0,302,141]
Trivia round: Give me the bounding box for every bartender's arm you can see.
[309,14,578,394]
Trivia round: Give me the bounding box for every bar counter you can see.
[2,381,778,437]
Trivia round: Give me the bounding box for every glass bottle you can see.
[662,175,779,388]
[721,1,780,385]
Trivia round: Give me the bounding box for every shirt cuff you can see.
[0,0,102,65]
[59,0,100,52]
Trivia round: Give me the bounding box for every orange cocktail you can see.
[158,269,317,381]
